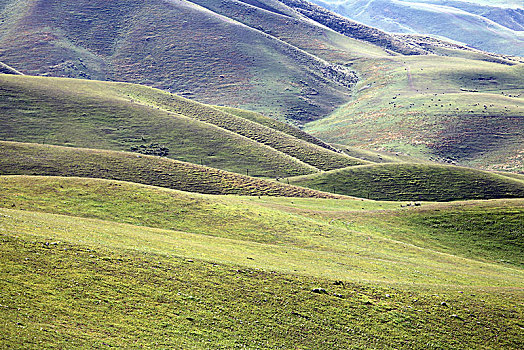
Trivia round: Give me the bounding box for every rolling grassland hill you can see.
[4,74,522,201]
[288,163,524,200]
[216,1,523,171]
[306,55,524,172]
[0,0,362,122]
[0,141,345,198]
[331,143,438,163]
[1,0,522,172]
[0,175,523,348]
[214,0,524,172]
[3,139,523,202]
[1,0,517,123]
[0,74,368,177]
[0,1,523,348]
[216,106,340,151]
[276,0,523,63]
[189,0,424,57]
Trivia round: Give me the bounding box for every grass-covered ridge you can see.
[0,1,522,347]
[332,143,431,164]
[312,199,524,268]
[0,74,325,177]
[216,106,340,152]
[0,141,340,198]
[402,204,524,267]
[312,0,524,56]
[0,74,367,173]
[288,163,524,201]
[2,0,522,172]
[114,82,366,171]
[0,0,360,121]
[0,176,350,246]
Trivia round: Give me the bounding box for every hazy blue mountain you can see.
[311,0,524,56]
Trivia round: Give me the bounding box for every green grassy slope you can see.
[0,141,340,198]
[119,84,363,171]
[2,0,521,171]
[333,143,433,164]
[288,163,524,201]
[0,176,353,245]
[0,74,367,173]
[0,74,325,177]
[1,175,522,285]
[277,0,429,55]
[398,203,524,267]
[0,2,522,347]
[217,106,339,152]
[304,199,524,268]
[246,196,524,268]
[1,176,523,348]
[0,0,359,122]
[0,176,396,252]
[496,172,524,182]
[2,234,522,349]
[307,56,524,172]
[191,0,391,61]
[277,0,523,65]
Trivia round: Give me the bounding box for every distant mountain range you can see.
[0,0,362,122]
[0,0,522,172]
[311,0,524,56]
[1,0,513,122]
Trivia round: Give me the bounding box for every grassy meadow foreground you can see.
[1,175,523,348]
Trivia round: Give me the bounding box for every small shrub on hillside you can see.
[130,143,169,157]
